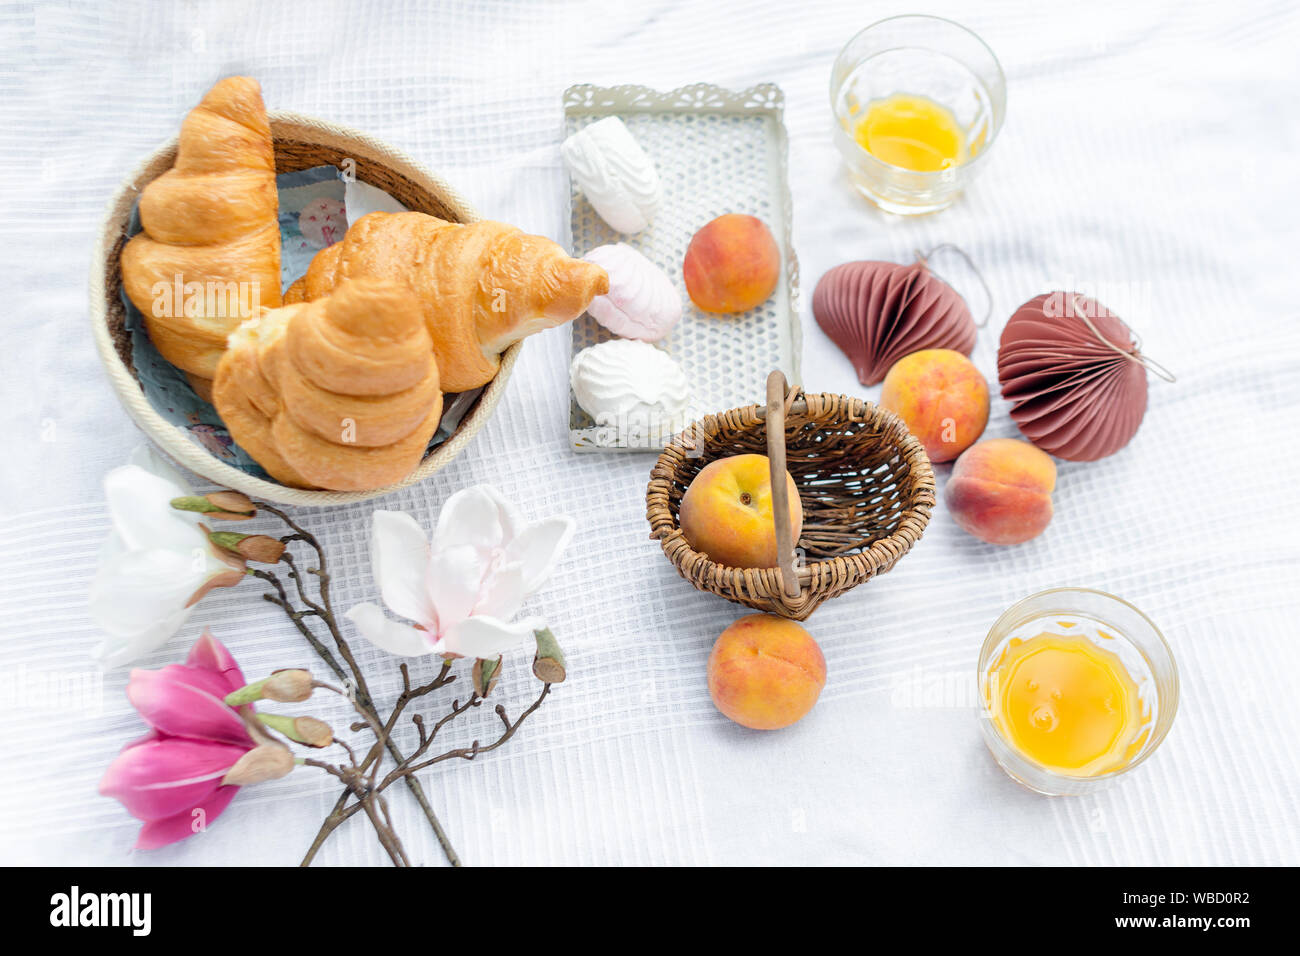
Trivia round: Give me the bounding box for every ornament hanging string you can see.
[1069,294,1177,383]
[915,243,993,328]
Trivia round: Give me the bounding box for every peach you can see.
[708,614,827,730]
[944,438,1056,545]
[679,454,802,569]
[879,348,989,463]
[683,213,780,313]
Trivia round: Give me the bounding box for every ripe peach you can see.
[879,348,989,463]
[678,454,802,569]
[683,213,780,313]
[944,438,1056,545]
[708,614,827,730]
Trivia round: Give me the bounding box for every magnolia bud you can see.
[225,669,313,706]
[472,656,502,698]
[532,628,567,684]
[204,491,256,518]
[291,716,334,748]
[170,492,256,521]
[234,534,285,563]
[222,744,294,786]
[207,531,285,564]
[256,713,334,748]
[264,669,313,703]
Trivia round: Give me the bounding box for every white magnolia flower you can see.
[346,486,575,660]
[89,448,244,668]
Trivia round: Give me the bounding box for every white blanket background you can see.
[1,0,1297,866]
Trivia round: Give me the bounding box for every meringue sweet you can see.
[562,117,662,234]
[570,339,690,433]
[582,244,682,342]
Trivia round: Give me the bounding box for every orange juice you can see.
[987,631,1146,777]
[852,93,968,172]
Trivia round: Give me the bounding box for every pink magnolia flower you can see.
[99,631,269,850]
[346,486,574,660]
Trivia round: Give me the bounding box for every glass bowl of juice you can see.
[830,15,1006,214]
[977,588,1179,796]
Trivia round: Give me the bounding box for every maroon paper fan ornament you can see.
[998,292,1156,461]
[812,256,976,386]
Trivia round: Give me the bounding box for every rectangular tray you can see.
[564,83,802,452]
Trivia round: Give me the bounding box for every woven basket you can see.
[647,371,935,620]
[89,111,516,506]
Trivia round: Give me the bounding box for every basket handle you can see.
[765,370,801,598]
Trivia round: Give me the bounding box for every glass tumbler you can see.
[977,588,1179,797]
[830,15,1006,214]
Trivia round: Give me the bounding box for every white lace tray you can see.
[564,83,803,452]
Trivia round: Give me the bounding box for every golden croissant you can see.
[284,211,609,392]
[212,279,443,491]
[120,76,281,387]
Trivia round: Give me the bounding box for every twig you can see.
[252,502,556,868]
[300,661,458,865]
[389,684,550,782]
[303,759,408,867]
[254,504,463,867]
[318,682,551,835]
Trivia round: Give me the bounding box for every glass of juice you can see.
[977,588,1179,796]
[830,15,1006,214]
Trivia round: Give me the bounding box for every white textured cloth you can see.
[2,0,1298,866]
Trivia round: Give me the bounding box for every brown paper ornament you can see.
[812,255,976,386]
[998,292,1165,461]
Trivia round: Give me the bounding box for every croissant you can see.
[284,211,608,392]
[212,279,443,491]
[120,76,281,386]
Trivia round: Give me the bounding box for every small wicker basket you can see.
[647,371,935,620]
[89,111,515,506]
